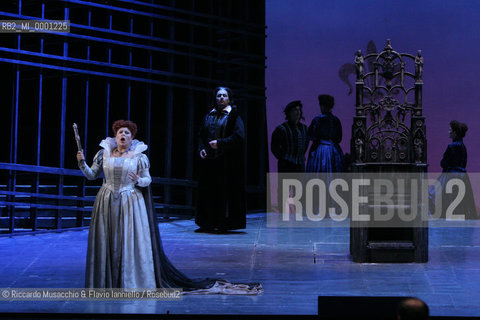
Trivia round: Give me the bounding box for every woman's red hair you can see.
[112,120,137,138]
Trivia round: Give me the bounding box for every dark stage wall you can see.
[266,0,480,173]
[0,0,267,233]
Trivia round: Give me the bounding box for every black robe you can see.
[196,106,246,230]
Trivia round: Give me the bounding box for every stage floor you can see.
[0,213,479,317]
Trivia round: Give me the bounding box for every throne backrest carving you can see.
[351,39,426,165]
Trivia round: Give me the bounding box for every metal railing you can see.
[0,162,199,236]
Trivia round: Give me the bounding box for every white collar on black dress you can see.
[210,105,232,114]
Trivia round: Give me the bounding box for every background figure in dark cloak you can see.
[196,87,246,233]
[271,100,308,212]
[306,94,344,173]
[271,100,308,172]
[429,120,478,219]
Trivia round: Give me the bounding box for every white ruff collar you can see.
[99,137,148,157]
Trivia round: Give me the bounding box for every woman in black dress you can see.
[196,87,246,233]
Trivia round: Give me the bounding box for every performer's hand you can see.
[209,140,218,150]
[200,149,207,159]
[128,171,139,184]
[76,150,85,163]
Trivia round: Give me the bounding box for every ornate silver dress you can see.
[79,137,263,293]
[80,138,156,288]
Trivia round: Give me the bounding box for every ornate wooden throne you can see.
[349,40,428,262]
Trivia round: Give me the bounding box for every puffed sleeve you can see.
[78,150,104,180]
[217,116,245,152]
[333,116,343,144]
[307,117,319,141]
[136,153,152,187]
[440,144,454,169]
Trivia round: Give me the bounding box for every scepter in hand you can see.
[73,123,85,164]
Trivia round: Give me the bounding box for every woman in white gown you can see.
[77,120,156,288]
[77,120,262,293]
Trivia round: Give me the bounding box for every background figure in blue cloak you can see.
[306,94,344,173]
[429,120,478,220]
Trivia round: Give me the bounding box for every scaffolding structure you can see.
[0,0,267,234]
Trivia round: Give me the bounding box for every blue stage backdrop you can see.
[266,0,480,173]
